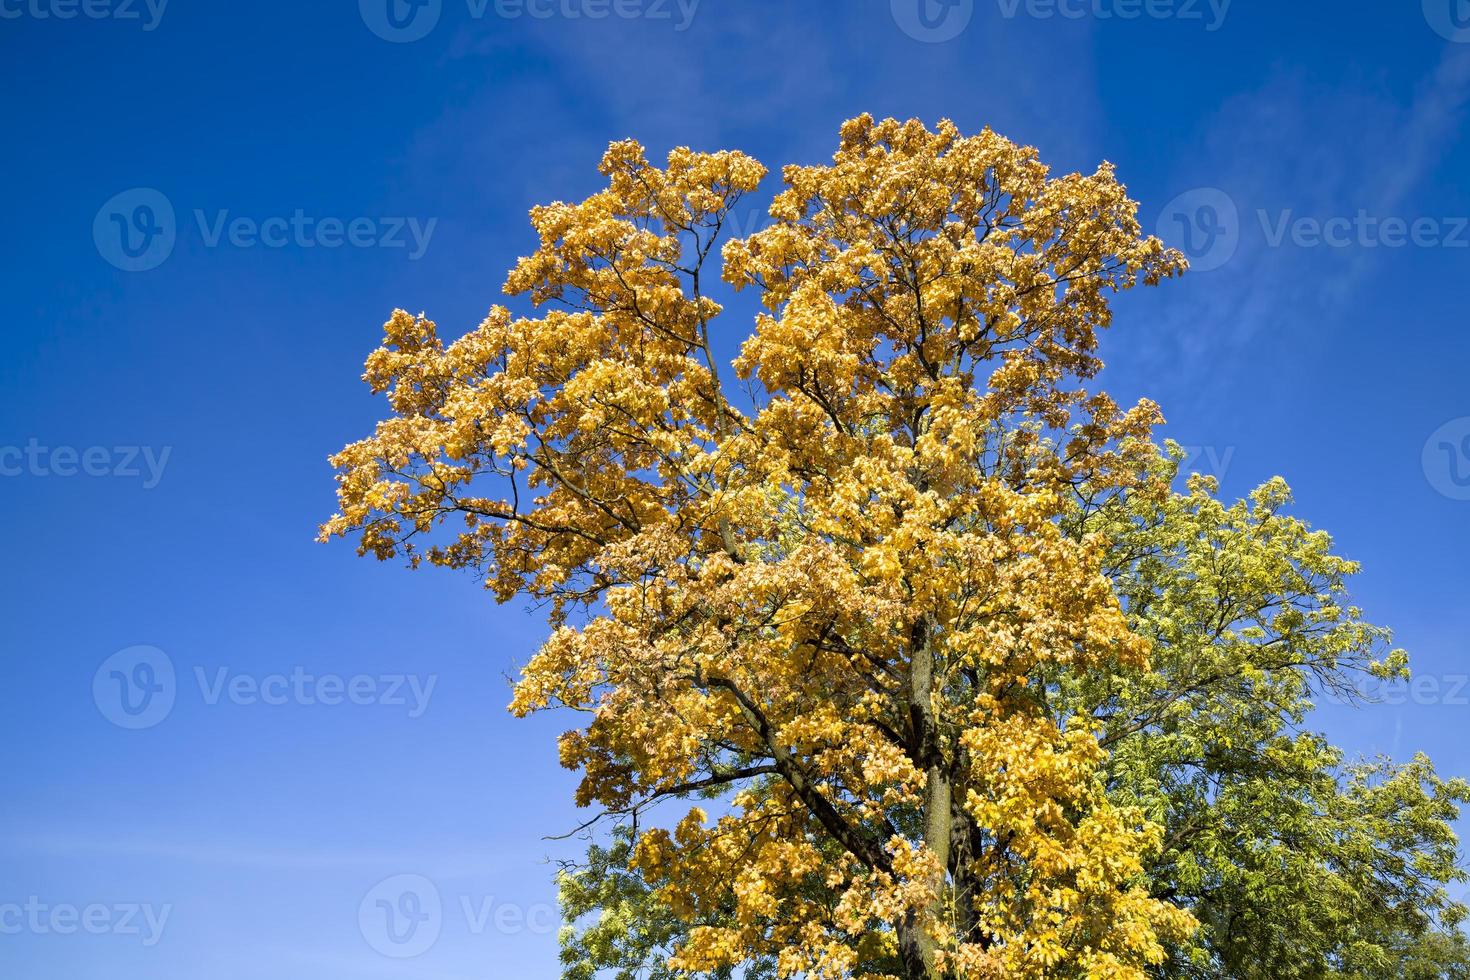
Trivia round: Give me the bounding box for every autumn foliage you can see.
[321,116,1466,979]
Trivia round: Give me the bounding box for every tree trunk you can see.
[901,613,952,979]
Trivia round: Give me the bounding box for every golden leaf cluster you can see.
[323,115,1195,978]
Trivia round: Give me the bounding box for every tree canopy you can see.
[321,115,1467,979]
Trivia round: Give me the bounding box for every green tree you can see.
[1076,446,1469,976]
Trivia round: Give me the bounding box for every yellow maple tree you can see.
[322,115,1197,979]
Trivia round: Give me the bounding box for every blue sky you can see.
[2,2,1469,977]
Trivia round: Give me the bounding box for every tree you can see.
[320,116,1465,978]
[547,446,1470,979]
[1076,451,1469,977]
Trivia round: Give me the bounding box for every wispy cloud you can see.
[1142,43,1470,374]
